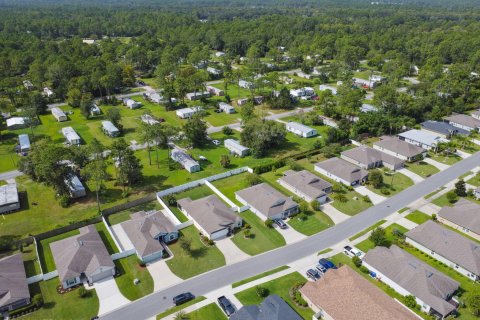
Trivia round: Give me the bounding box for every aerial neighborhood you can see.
[1,1,480,320]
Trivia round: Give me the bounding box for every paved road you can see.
[101,151,480,320]
[0,170,23,181]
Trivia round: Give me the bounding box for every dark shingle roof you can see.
[0,254,30,308]
[421,120,470,136]
[438,199,480,235]
[315,158,368,183]
[230,295,302,320]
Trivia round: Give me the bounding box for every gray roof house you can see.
[362,245,460,318]
[6,117,28,130]
[65,173,86,198]
[170,148,200,173]
[286,122,317,138]
[438,199,480,241]
[397,129,448,151]
[218,102,235,114]
[278,170,332,204]
[0,254,30,313]
[406,220,480,281]
[123,98,142,109]
[235,183,299,221]
[18,134,30,153]
[178,195,242,240]
[421,120,470,139]
[51,107,67,122]
[101,121,120,137]
[314,158,368,186]
[50,225,115,289]
[230,295,302,320]
[0,183,20,214]
[176,106,202,119]
[61,127,81,146]
[444,114,480,132]
[185,92,210,101]
[224,139,249,157]
[373,136,426,161]
[340,146,404,171]
[120,211,178,263]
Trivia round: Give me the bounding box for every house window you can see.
[169,234,176,241]
[66,278,77,286]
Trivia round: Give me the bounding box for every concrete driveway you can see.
[274,222,307,244]
[111,224,134,251]
[398,168,424,184]
[354,186,386,205]
[93,277,130,316]
[147,259,183,292]
[423,158,450,171]
[215,237,250,265]
[321,203,350,224]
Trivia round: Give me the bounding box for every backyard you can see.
[114,255,154,300]
[404,161,439,178]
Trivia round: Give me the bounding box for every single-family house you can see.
[178,195,242,240]
[286,122,317,138]
[278,170,332,203]
[170,148,200,173]
[218,102,235,114]
[43,87,54,97]
[235,183,299,221]
[141,114,160,125]
[438,199,480,241]
[290,87,316,100]
[175,106,202,119]
[300,265,417,320]
[405,220,480,281]
[318,84,337,95]
[444,114,480,132]
[61,127,81,146]
[123,98,142,109]
[206,67,222,76]
[51,107,67,122]
[421,120,470,139]
[397,129,448,151]
[224,139,249,157]
[314,158,368,186]
[0,183,20,214]
[238,80,254,89]
[0,254,30,313]
[237,98,249,106]
[50,225,115,289]
[18,134,30,153]
[185,92,210,101]
[297,71,319,80]
[373,137,426,161]
[353,78,375,89]
[6,117,28,130]
[340,146,404,171]
[65,174,86,198]
[206,85,224,96]
[362,245,460,319]
[22,80,34,90]
[90,104,101,116]
[230,295,302,320]
[101,121,120,137]
[82,39,96,44]
[120,211,178,263]
[319,115,338,128]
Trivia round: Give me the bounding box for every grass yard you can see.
[466,172,480,187]
[424,186,446,199]
[404,161,439,178]
[355,223,408,253]
[166,226,226,279]
[23,279,99,320]
[234,272,313,320]
[107,200,164,225]
[366,170,413,197]
[348,220,386,241]
[38,229,80,273]
[95,222,119,254]
[428,152,462,165]
[331,189,373,216]
[232,266,290,288]
[431,192,455,207]
[155,297,206,319]
[287,209,333,236]
[114,255,154,301]
[185,303,228,320]
[21,243,42,277]
[405,210,431,224]
[317,248,333,255]
[211,172,252,206]
[231,211,286,255]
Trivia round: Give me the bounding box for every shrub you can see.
[32,294,44,308]
[359,266,370,274]
[222,126,233,135]
[352,255,362,268]
[58,195,71,208]
[380,188,391,195]
[297,213,307,221]
[362,195,371,203]
[446,191,458,203]
[208,239,215,246]
[264,219,274,228]
[246,173,262,186]
[244,223,251,229]
[431,214,437,221]
[369,227,390,247]
[243,229,251,238]
[368,169,384,188]
[313,139,323,149]
[78,287,88,298]
[289,160,303,171]
[255,286,268,297]
[403,295,418,309]
[164,194,177,206]
[333,193,348,203]
[465,289,480,316]
[311,199,321,211]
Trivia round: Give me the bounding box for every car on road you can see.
[343,246,364,258]
[306,268,321,281]
[217,296,235,316]
[173,292,195,306]
[212,139,221,145]
[274,219,288,229]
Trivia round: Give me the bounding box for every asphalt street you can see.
[101,150,480,320]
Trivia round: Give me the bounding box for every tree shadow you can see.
[188,246,208,259]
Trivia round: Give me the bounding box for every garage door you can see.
[210,228,229,240]
[90,267,115,283]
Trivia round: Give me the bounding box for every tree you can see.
[79,93,93,119]
[466,289,480,317]
[67,88,82,108]
[446,190,459,203]
[369,227,390,247]
[82,139,108,213]
[106,107,123,131]
[111,139,143,190]
[240,120,286,157]
[138,122,155,165]
[403,295,417,309]
[184,115,208,148]
[269,87,295,110]
[222,126,233,135]
[352,256,362,268]
[454,179,467,197]
[240,101,256,125]
[368,169,384,189]
[246,173,262,186]
[220,154,230,168]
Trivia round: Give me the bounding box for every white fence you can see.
[157,195,194,230]
[204,180,237,208]
[111,249,136,261]
[43,270,59,281]
[27,274,44,284]
[102,216,124,252]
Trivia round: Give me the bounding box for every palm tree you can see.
[138,121,155,165]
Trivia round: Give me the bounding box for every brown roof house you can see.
[0,254,30,313]
[406,220,480,281]
[120,211,179,263]
[438,199,480,241]
[300,265,417,320]
[362,245,460,318]
[341,146,405,171]
[50,225,115,289]
[314,158,368,186]
[278,170,332,204]
[373,136,426,162]
[177,195,242,240]
[235,183,299,221]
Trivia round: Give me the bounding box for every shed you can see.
[101,121,120,137]
[0,183,20,214]
[224,139,249,157]
[51,107,67,122]
[61,127,81,145]
[18,134,30,153]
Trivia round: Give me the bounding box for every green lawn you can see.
[95,222,119,254]
[114,255,153,301]
[428,152,462,165]
[405,210,431,224]
[21,243,42,277]
[317,248,333,255]
[231,211,286,255]
[348,220,386,241]
[170,185,214,201]
[234,272,313,320]
[186,303,228,320]
[424,186,446,199]
[404,161,439,178]
[38,229,80,273]
[156,297,207,319]
[466,172,480,187]
[331,189,373,216]
[107,200,164,225]
[287,209,333,236]
[212,172,252,206]
[23,279,99,320]
[166,226,226,279]
[366,170,413,197]
[355,223,408,252]
[431,192,455,207]
[232,266,290,288]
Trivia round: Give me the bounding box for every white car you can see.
[343,245,365,259]
[212,140,221,145]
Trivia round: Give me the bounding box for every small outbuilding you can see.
[224,139,249,157]
[18,134,30,153]
[101,121,120,137]
[51,107,68,122]
[61,127,81,146]
[0,183,20,214]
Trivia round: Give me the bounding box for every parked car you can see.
[306,268,321,281]
[173,292,195,306]
[136,80,146,85]
[274,219,287,229]
[217,296,235,316]
[343,246,364,258]
[318,258,336,270]
[212,139,221,145]
[315,264,327,274]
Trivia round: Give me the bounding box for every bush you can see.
[333,193,348,203]
[310,199,321,211]
[288,160,303,171]
[352,255,362,268]
[446,191,458,203]
[380,188,391,195]
[297,213,307,221]
[313,139,323,149]
[32,294,44,308]
[208,239,215,246]
[244,223,251,229]
[362,195,371,203]
[243,229,251,238]
[246,173,262,186]
[222,126,233,135]
[403,295,418,309]
[255,286,268,297]
[58,195,71,208]
[164,194,177,206]
[369,227,390,247]
[431,214,437,221]
[78,287,88,298]
[359,266,370,274]
[264,219,274,228]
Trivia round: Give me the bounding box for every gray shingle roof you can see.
[279,170,331,199]
[177,195,239,234]
[374,137,425,158]
[315,158,368,184]
[235,183,298,219]
[230,295,302,320]
[0,254,30,309]
[50,225,114,282]
[438,199,480,235]
[0,183,19,207]
[286,122,317,134]
[363,245,459,317]
[444,114,480,129]
[421,121,470,136]
[341,146,404,168]
[406,220,480,275]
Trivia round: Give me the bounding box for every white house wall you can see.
[437,217,480,242]
[314,166,352,186]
